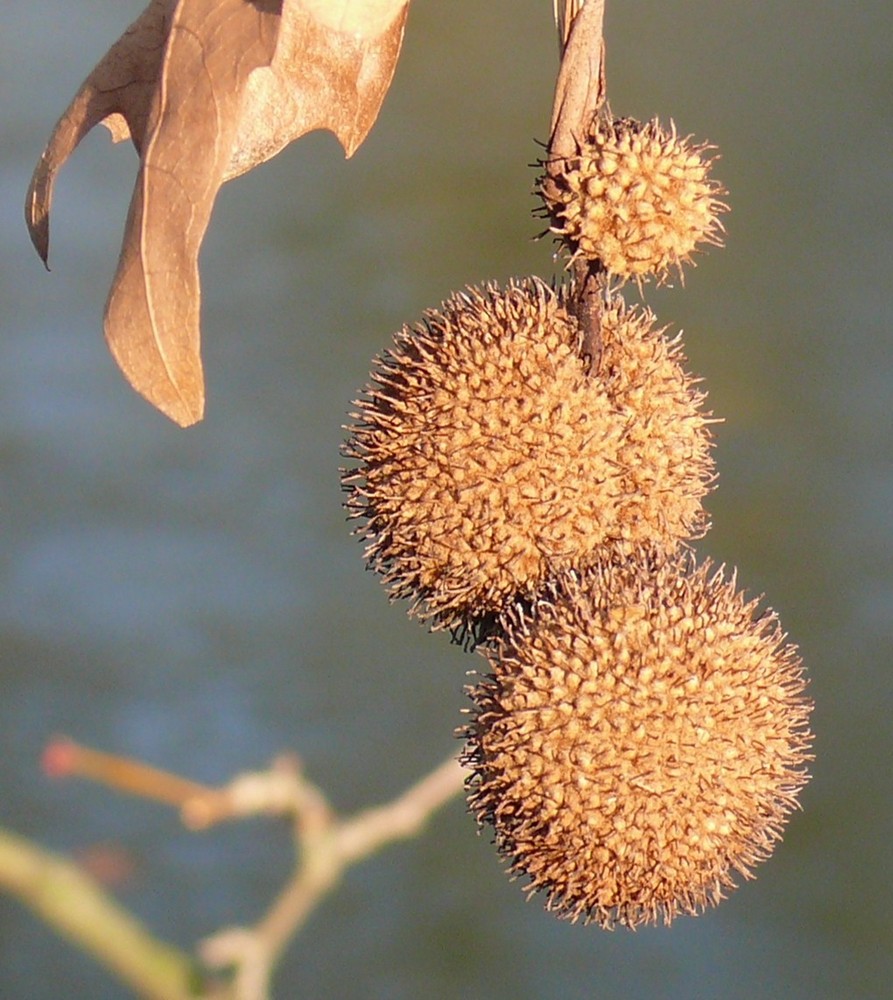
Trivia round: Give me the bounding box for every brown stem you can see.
[570,259,606,373]
[549,0,606,157]
[549,1,609,373]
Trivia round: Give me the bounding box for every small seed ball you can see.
[462,554,813,928]
[539,117,727,282]
[343,278,714,631]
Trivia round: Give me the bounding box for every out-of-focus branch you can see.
[43,736,218,814]
[201,756,467,1000]
[0,826,198,1000]
[28,738,467,1000]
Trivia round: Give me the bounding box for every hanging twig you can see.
[548,0,609,372]
[549,0,606,154]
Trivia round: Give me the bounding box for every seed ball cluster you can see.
[462,554,813,928]
[538,117,727,282]
[341,53,811,929]
[343,278,714,631]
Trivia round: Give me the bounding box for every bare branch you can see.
[200,756,466,1000]
[38,737,466,1000]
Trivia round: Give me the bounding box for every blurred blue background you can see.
[1,2,891,997]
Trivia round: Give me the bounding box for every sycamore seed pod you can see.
[539,117,728,282]
[462,553,813,928]
[343,278,714,632]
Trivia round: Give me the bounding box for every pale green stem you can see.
[0,826,200,1000]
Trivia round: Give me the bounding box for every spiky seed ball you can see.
[539,118,728,282]
[343,278,714,631]
[463,553,813,928]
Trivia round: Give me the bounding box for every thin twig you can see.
[43,736,220,811]
[547,0,609,374]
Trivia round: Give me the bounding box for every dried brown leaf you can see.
[25,0,170,266]
[104,0,282,426]
[26,0,410,426]
[230,1,409,177]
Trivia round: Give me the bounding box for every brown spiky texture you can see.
[462,553,813,928]
[342,278,714,632]
[539,118,728,283]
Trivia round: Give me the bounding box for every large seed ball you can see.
[463,554,813,927]
[343,278,714,631]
